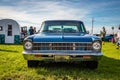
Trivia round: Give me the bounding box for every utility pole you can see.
[91,17,94,34]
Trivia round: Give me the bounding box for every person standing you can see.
[101,27,106,44]
[34,27,36,34]
[111,27,114,35]
[116,26,120,49]
[111,27,115,43]
[29,26,34,35]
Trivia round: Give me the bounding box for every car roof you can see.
[44,20,83,23]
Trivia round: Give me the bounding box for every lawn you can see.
[0,42,120,80]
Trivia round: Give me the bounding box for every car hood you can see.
[28,33,99,42]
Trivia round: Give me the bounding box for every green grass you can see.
[0,43,120,80]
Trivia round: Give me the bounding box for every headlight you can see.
[24,41,32,50]
[92,41,101,50]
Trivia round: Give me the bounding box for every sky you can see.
[0,0,120,34]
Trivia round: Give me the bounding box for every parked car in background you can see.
[22,20,103,69]
[104,34,114,42]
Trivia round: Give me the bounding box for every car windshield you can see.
[39,21,86,33]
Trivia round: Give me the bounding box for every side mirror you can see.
[86,31,89,34]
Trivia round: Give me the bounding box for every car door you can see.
[5,24,14,43]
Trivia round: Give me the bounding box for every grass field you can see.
[0,42,120,80]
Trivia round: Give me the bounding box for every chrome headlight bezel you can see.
[92,41,101,51]
[24,40,33,50]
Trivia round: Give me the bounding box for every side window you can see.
[8,25,12,36]
[0,26,3,31]
[80,24,86,32]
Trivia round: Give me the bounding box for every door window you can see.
[0,26,3,31]
[8,25,12,36]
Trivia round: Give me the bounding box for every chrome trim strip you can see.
[33,42,92,43]
[23,51,103,56]
[32,50,93,53]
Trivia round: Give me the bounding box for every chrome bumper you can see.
[22,51,102,62]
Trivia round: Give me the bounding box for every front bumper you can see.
[22,51,103,62]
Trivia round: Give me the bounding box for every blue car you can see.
[23,20,102,69]
[104,34,114,42]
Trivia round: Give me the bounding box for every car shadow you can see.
[34,55,120,79]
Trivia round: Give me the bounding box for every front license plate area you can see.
[54,55,70,61]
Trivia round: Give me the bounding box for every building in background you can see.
[0,19,20,44]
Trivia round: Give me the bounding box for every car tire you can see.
[27,60,39,67]
[86,61,98,69]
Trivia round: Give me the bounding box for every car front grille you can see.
[33,42,92,51]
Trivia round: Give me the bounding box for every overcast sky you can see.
[0,0,120,34]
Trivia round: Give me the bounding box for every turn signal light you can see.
[83,55,91,59]
[35,55,42,58]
